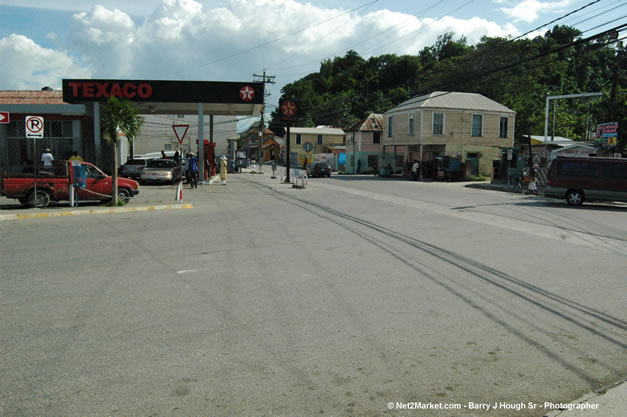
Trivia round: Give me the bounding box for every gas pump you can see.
[198,139,216,180]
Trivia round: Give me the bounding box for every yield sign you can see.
[172,124,189,145]
[0,111,9,124]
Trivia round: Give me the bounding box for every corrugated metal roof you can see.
[346,113,383,132]
[0,90,65,105]
[290,127,345,135]
[389,91,515,114]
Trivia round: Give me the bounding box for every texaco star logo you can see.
[239,86,255,102]
[281,100,297,117]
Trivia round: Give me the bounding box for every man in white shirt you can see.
[411,160,420,181]
[41,148,54,171]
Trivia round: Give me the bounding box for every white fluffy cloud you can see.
[0,34,91,89]
[0,0,522,91]
[501,0,573,23]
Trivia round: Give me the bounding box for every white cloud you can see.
[0,34,91,89]
[0,0,523,93]
[69,5,136,77]
[501,0,573,23]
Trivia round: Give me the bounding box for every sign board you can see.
[304,141,312,152]
[596,122,618,147]
[172,124,189,145]
[62,79,264,105]
[507,149,513,161]
[280,100,297,122]
[25,115,44,138]
[0,111,9,124]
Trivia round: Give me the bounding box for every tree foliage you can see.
[270,25,623,150]
[102,96,143,205]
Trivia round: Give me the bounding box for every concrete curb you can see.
[0,203,193,221]
[543,381,627,417]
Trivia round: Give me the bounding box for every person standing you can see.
[356,159,362,174]
[41,148,54,172]
[187,152,198,189]
[161,150,167,159]
[220,156,228,185]
[68,151,84,162]
[411,160,420,181]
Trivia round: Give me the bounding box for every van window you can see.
[557,160,600,177]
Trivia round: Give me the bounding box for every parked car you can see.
[140,159,182,184]
[119,159,149,179]
[544,157,627,206]
[308,161,332,178]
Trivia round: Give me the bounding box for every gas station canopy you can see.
[62,79,264,116]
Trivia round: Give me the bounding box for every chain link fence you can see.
[6,120,75,173]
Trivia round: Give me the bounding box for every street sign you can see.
[172,124,189,145]
[304,141,312,152]
[0,111,9,124]
[25,115,44,138]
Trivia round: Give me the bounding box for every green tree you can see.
[101,96,143,205]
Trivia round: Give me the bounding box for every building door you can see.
[467,153,479,175]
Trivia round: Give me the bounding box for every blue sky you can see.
[0,0,624,125]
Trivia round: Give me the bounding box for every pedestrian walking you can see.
[41,148,54,172]
[220,156,228,185]
[187,152,199,188]
[356,159,362,174]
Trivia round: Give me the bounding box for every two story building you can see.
[383,91,516,176]
[345,114,383,174]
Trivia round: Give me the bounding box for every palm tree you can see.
[101,96,143,205]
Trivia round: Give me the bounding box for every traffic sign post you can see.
[26,116,44,208]
[172,124,189,202]
[280,100,298,183]
[26,116,44,138]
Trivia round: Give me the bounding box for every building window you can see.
[409,113,415,136]
[296,134,302,145]
[373,132,380,144]
[499,116,508,138]
[317,134,323,145]
[432,113,444,135]
[472,114,483,137]
[164,144,172,151]
[368,155,378,167]
[388,116,393,137]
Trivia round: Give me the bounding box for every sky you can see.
[0,0,624,129]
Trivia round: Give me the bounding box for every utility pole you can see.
[253,69,275,173]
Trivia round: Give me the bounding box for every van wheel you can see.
[566,190,584,206]
[26,190,50,208]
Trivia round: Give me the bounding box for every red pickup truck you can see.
[1,161,140,208]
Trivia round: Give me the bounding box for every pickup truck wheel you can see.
[118,188,131,205]
[26,190,50,208]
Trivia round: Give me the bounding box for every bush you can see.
[468,175,486,181]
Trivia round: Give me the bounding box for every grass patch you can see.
[468,175,486,181]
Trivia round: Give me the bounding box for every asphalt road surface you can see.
[1,174,626,417]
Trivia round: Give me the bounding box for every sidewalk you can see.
[544,381,627,417]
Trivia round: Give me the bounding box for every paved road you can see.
[1,174,626,417]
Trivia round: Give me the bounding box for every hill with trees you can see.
[270,25,625,151]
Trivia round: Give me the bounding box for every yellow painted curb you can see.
[2,203,193,221]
